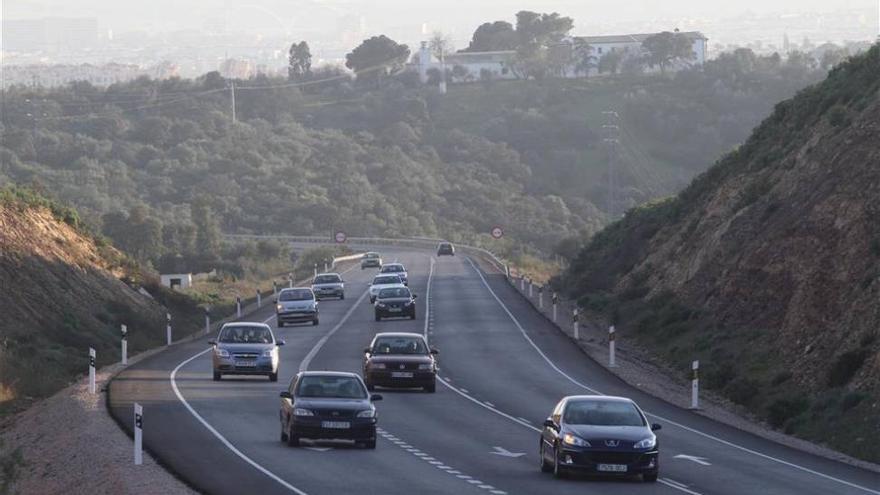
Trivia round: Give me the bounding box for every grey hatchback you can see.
[210,323,285,382]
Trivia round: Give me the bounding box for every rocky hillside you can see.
[563,45,880,462]
[0,188,201,415]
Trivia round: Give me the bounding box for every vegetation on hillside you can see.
[560,45,880,462]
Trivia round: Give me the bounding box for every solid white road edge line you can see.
[464,257,880,495]
[170,349,309,495]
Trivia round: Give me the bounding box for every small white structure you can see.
[572,31,708,73]
[416,41,517,84]
[160,273,192,290]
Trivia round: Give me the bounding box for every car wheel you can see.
[362,438,377,449]
[553,446,567,479]
[269,372,278,382]
[312,318,319,326]
[213,372,221,381]
[425,381,436,393]
[410,311,416,320]
[540,442,553,473]
[375,314,381,322]
[286,425,300,447]
[280,422,288,442]
[277,319,284,328]
[340,294,345,300]
[643,473,658,483]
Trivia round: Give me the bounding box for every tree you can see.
[429,32,454,60]
[191,197,221,258]
[597,50,624,75]
[463,21,518,52]
[288,41,312,80]
[642,31,695,74]
[513,11,574,79]
[345,35,410,87]
[573,40,597,75]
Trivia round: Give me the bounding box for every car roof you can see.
[373,332,425,339]
[314,273,340,277]
[221,322,271,329]
[365,252,380,256]
[382,263,405,268]
[299,371,360,378]
[280,287,313,292]
[563,395,635,404]
[373,274,402,280]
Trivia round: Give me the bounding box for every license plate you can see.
[389,307,402,312]
[597,464,628,473]
[391,371,413,378]
[321,421,350,429]
[235,360,256,367]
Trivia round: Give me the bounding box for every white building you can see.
[415,42,517,84]
[160,273,193,290]
[573,31,708,73]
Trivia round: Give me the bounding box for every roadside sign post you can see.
[609,325,617,367]
[236,296,242,318]
[204,307,211,335]
[88,348,96,394]
[134,403,143,465]
[121,324,127,365]
[491,226,504,239]
[335,231,347,244]
[690,360,700,409]
[552,293,558,322]
[573,309,579,340]
[166,313,171,346]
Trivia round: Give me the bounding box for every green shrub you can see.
[767,396,810,427]
[771,370,793,386]
[827,349,871,387]
[840,392,868,412]
[725,377,760,406]
[826,104,849,127]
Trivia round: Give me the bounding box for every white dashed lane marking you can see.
[377,427,508,495]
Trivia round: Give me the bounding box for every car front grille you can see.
[580,452,643,464]
[381,362,419,371]
[313,409,356,419]
[232,352,260,359]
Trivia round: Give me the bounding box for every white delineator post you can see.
[273,281,278,298]
[313,264,317,277]
[538,286,544,309]
[690,360,700,409]
[520,276,525,291]
[324,261,329,272]
[88,347,96,394]
[528,279,533,298]
[134,403,143,465]
[552,293,558,322]
[236,296,242,318]
[121,324,128,365]
[257,290,262,308]
[166,313,172,346]
[573,308,579,340]
[204,307,211,334]
[288,273,293,288]
[505,264,511,282]
[608,325,617,367]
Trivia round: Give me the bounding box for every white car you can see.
[311,273,345,300]
[369,274,405,304]
[379,263,408,286]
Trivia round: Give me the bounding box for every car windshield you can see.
[314,275,340,284]
[279,289,314,301]
[381,265,403,273]
[365,253,379,259]
[373,276,401,285]
[440,244,451,249]
[296,376,366,399]
[378,287,410,299]
[372,336,427,355]
[563,400,646,426]
[218,326,274,344]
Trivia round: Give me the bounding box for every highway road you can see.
[109,246,880,495]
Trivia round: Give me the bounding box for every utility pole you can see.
[602,110,620,219]
[229,81,236,124]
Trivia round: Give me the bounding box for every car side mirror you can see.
[363,347,371,354]
[651,423,662,431]
[543,418,556,429]
[208,340,216,346]
[370,394,383,402]
[273,298,277,303]
[279,391,292,399]
[430,349,439,355]
[412,294,418,299]
[276,340,286,346]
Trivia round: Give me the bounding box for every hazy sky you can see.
[4,0,877,35]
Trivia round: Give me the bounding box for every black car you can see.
[374,287,417,321]
[363,333,438,393]
[540,395,660,482]
[279,371,382,449]
[437,242,455,256]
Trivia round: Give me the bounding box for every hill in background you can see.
[562,45,880,462]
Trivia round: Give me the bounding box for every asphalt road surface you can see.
[109,246,880,495]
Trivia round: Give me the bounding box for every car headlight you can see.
[376,303,387,308]
[293,408,313,416]
[263,349,274,357]
[371,363,386,369]
[276,304,283,311]
[562,433,591,447]
[418,363,433,370]
[634,437,656,449]
[356,409,376,418]
[215,348,230,358]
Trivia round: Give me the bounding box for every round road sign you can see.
[334,231,347,243]
[491,226,504,239]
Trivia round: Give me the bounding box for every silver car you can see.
[276,288,320,327]
[311,273,345,300]
[210,322,285,382]
[361,252,383,269]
